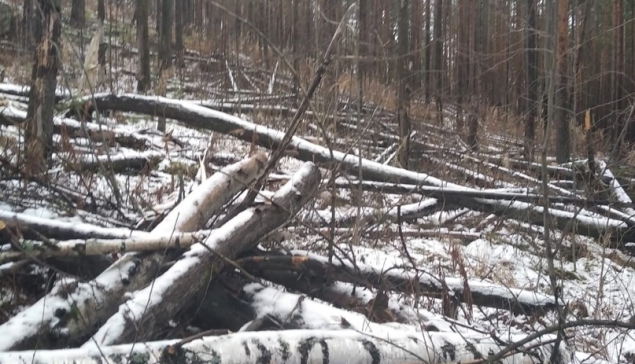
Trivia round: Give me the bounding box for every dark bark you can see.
[97,0,105,22]
[555,0,570,163]
[174,0,184,67]
[25,0,62,175]
[21,0,34,51]
[525,0,538,160]
[433,0,444,122]
[396,0,411,168]
[236,253,559,315]
[424,0,431,103]
[70,0,85,28]
[136,0,151,92]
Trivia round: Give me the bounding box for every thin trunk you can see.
[157,0,173,132]
[610,0,625,161]
[525,0,538,160]
[424,0,431,103]
[97,0,105,22]
[433,0,444,122]
[21,0,34,51]
[25,0,62,175]
[555,0,570,163]
[136,0,151,92]
[397,0,411,168]
[174,0,184,67]
[70,0,85,28]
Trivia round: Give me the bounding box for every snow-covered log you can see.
[0,232,209,264]
[0,155,268,351]
[0,105,156,150]
[73,94,634,242]
[0,210,149,240]
[0,329,569,364]
[332,180,616,207]
[84,162,321,347]
[56,149,164,173]
[152,152,266,234]
[236,251,559,315]
[306,198,443,227]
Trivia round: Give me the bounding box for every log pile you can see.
[4,81,635,363]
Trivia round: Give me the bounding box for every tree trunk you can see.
[136,0,151,92]
[555,0,570,163]
[21,0,34,51]
[174,0,184,67]
[424,0,432,103]
[610,0,625,161]
[397,0,411,168]
[525,0,538,160]
[25,0,62,175]
[70,0,85,28]
[157,0,173,132]
[97,0,105,22]
[433,0,444,122]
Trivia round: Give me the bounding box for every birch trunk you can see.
[0,329,567,364]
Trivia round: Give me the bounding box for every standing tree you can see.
[433,0,444,123]
[174,0,184,68]
[397,0,411,168]
[70,0,85,28]
[21,0,34,51]
[136,0,151,92]
[25,0,62,175]
[525,0,538,160]
[97,0,105,23]
[555,0,570,163]
[157,0,174,132]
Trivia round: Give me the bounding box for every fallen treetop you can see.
[0,329,569,364]
[73,93,635,243]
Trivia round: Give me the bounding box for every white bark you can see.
[152,152,266,234]
[0,232,208,263]
[0,329,568,364]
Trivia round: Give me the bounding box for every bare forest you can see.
[2,0,635,363]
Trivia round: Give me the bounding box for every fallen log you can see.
[0,105,158,150]
[305,198,444,227]
[236,251,559,315]
[331,180,621,207]
[0,329,568,364]
[70,93,634,242]
[0,155,266,351]
[0,210,149,240]
[84,162,321,347]
[0,232,209,264]
[55,149,164,173]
